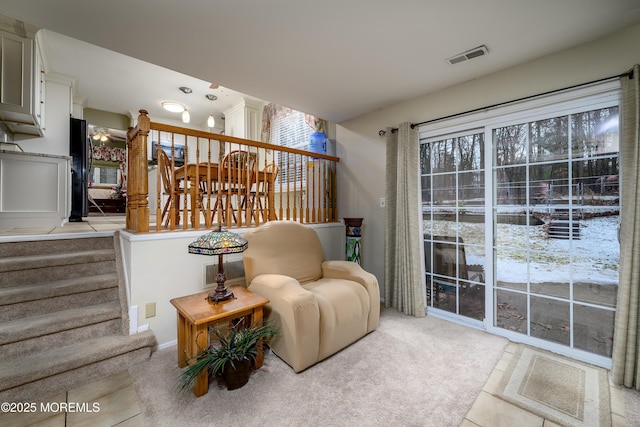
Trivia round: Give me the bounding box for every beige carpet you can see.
[128,308,508,426]
[496,344,611,427]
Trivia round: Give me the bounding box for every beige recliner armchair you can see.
[242,221,380,372]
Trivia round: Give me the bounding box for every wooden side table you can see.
[170,285,269,397]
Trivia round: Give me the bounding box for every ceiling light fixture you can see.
[206,94,217,129]
[92,127,109,143]
[161,101,185,113]
[179,86,192,124]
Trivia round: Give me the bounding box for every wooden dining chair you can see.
[249,162,278,224]
[158,149,181,227]
[213,150,257,226]
[192,162,218,228]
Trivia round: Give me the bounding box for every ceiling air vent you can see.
[446,45,488,65]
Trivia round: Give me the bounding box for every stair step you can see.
[0,318,123,360]
[0,279,119,322]
[0,331,156,400]
[0,249,115,273]
[0,259,117,288]
[0,273,118,306]
[548,220,581,239]
[0,301,121,346]
[0,236,114,258]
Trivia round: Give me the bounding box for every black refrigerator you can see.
[70,118,89,221]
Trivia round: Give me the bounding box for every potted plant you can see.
[180,319,278,391]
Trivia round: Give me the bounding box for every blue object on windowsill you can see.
[309,131,327,158]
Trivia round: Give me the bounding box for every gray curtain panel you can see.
[611,64,640,389]
[384,122,426,317]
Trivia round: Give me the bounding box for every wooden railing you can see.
[126,110,339,233]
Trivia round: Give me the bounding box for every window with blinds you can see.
[270,110,313,185]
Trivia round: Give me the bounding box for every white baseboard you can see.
[156,340,177,351]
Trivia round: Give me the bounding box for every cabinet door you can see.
[0,30,33,114]
[33,40,44,128]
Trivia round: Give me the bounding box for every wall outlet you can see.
[145,302,156,318]
[379,197,386,208]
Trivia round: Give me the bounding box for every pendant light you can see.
[179,86,192,123]
[206,94,217,129]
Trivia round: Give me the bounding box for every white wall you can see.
[336,23,640,297]
[121,222,345,347]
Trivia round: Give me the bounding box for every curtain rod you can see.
[378,69,634,137]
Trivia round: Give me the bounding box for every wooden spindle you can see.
[291,153,297,221]
[320,159,324,222]
[303,154,309,223]
[155,132,162,231]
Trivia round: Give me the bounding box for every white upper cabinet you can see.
[0,29,45,139]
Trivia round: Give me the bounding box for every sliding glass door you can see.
[420,93,620,363]
[493,106,619,358]
[421,131,486,323]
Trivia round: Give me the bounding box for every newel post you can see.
[126,109,150,232]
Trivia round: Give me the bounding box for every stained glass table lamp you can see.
[188,226,248,303]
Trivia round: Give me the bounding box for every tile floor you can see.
[0,215,628,426]
[462,342,627,427]
[0,371,143,427]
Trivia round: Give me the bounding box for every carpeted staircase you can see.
[0,231,156,401]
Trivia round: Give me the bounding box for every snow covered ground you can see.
[498,215,619,285]
[427,215,620,286]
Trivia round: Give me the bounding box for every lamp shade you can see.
[188,228,248,256]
